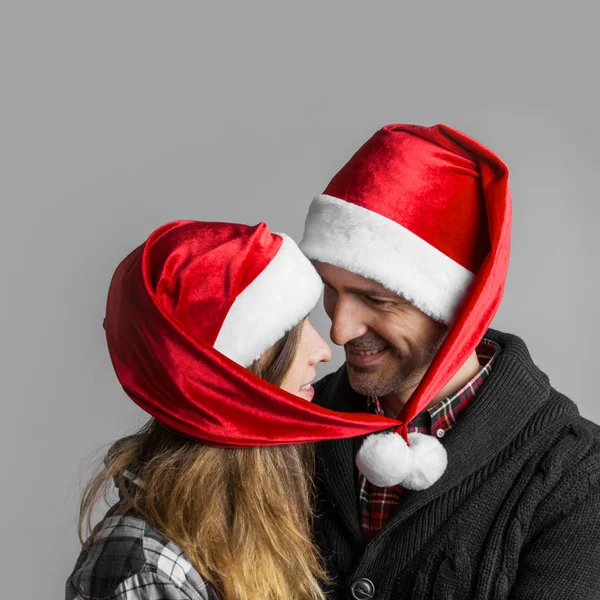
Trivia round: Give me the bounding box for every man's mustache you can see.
[345,333,390,352]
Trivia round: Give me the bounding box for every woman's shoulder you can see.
[66,509,219,600]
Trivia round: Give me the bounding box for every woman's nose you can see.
[306,319,332,364]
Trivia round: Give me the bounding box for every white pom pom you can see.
[356,431,448,490]
[356,431,412,487]
[400,432,448,491]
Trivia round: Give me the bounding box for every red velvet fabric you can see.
[391,125,512,431]
[324,125,491,273]
[147,221,280,346]
[104,220,401,447]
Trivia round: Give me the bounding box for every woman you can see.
[66,220,399,600]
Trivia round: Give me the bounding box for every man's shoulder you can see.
[553,401,600,459]
[522,400,600,544]
[527,387,600,494]
[66,512,216,600]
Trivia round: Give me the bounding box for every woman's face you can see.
[280,318,331,401]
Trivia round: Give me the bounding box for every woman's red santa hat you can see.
[300,124,512,489]
[104,220,404,448]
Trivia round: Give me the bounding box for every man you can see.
[299,124,600,599]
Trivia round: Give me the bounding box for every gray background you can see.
[1,2,599,597]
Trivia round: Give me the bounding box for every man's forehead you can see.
[313,261,398,297]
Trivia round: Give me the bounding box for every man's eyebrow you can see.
[347,286,398,299]
[321,277,398,299]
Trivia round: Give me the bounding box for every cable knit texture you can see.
[313,330,600,600]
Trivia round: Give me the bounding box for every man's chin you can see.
[346,361,380,374]
[346,365,398,398]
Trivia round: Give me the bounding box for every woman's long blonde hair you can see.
[79,322,328,600]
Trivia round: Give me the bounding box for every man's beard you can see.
[345,332,445,399]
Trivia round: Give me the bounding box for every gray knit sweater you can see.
[313,329,600,600]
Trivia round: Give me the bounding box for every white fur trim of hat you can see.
[214,234,323,367]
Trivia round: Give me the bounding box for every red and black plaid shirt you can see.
[358,339,500,540]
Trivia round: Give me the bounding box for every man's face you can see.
[314,262,448,401]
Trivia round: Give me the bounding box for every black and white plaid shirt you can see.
[66,503,220,600]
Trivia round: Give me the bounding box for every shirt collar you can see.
[369,338,500,437]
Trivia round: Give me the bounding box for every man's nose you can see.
[329,297,368,346]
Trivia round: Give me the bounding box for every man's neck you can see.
[379,350,482,419]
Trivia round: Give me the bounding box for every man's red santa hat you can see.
[300,124,512,489]
[104,220,404,448]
